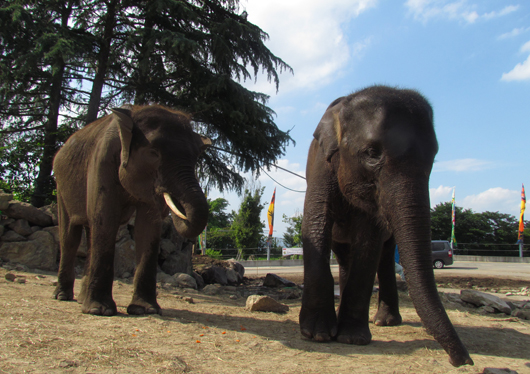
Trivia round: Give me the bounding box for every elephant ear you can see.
[314,99,343,162]
[111,108,134,168]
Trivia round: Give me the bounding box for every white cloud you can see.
[429,186,522,216]
[522,41,530,53]
[501,54,530,82]
[241,0,377,94]
[430,185,454,206]
[433,158,494,172]
[498,27,530,40]
[460,187,520,215]
[405,0,517,24]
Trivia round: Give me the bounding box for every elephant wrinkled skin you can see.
[300,86,473,367]
[53,105,210,316]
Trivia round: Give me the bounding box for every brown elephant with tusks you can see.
[53,105,210,316]
[300,86,473,367]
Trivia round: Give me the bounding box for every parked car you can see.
[431,240,453,269]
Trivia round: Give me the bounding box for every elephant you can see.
[52,105,210,316]
[300,86,473,367]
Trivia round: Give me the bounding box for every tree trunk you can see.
[31,1,73,207]
[86,0,118,124]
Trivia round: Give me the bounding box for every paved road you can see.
[244,261,530,281]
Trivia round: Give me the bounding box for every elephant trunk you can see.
[384,175,473,367]
[163,168,208,239]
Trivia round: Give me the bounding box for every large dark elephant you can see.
[300,86,473,367]
[53,105,210,316]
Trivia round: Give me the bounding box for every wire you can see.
[208,145,307,192]
[260,167,306,193]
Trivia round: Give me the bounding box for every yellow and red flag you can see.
[517,184,526,244]
[267,188,276,240]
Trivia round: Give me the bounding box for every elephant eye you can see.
[362,147,383,167]
[365,147,382,159]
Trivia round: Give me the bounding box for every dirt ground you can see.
[1,266,529,374]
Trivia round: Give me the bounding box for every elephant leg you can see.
[373,239,402,326]
[53,204,82,301]
[335,226,384,345]
[300,217,337,341]
[77,226,91,305]
[80,222,119,316]
[127,203,161,315]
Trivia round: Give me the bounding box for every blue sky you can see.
[209,0,529,239]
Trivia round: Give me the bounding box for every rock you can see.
[157,272,178,286]
[226,268,239,284]
[159,239,177,260]
[478,305,496,314]
[229,294,238,300]
[174,273,197,289]
[245,295,289,313]
[202,284,222,295]
[460,289,513,315]
[122,272,132,279]
[198,265,228,286]
[42,226,60,244]
[1,230,27,242]
[0,230,58,271]
[4,201,53,227]
[161,251,191,276]
[0,190,13,210]
[192,271,205,289]
[511,309,530,320]
[8,219,33,236]
[5,273,16,281]
[114,236,136,278]
[15,276,26,284]
[263,273,296,288]
[482,368,518,374]
[227,259,245,278]
[39,204,58,226]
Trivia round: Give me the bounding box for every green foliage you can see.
[230,187,265,256]
[282,213,303,247]
[205,248,223,260]
[430,202,525,246]
[0,0,293,206]
[207,198,233,229]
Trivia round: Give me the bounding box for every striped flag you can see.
[517,184,526,244]
[451,188,456,249]
[267,188,276,240]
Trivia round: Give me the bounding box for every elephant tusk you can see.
[163,193,188,220]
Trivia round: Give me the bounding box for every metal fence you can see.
[204,243,530,260]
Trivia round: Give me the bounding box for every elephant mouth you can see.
[163,193,188,220]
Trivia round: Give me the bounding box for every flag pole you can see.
[267,188,276,261]
[451,187,456,250]
[518,184,526,258]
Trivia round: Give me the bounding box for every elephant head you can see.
[112,106,210,239]
[313,86,472,366]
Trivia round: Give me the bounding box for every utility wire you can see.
[208,145,307,193]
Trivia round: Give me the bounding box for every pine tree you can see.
[231,187,265,257]
[1,0,293,204]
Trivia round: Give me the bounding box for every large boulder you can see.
[460,289,513,315]
[0,230,58,270]
[0,190,13,210]
[263,273,296,288]
[8,219,33,236]
[4,201,53,227]
[245,295,289,313]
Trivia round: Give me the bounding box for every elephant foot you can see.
[373,308,402,326]
[336,320,372,345]
[52,286,74,301]
[299,306,338,342]
[81,298,117,316]
[127,297,161,316]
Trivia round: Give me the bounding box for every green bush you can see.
[205,248,223,260]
